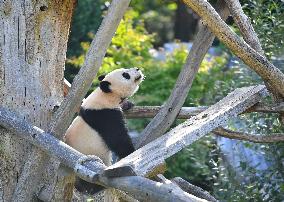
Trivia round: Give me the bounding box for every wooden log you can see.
[0,107,106,182]
[105,85,267,177]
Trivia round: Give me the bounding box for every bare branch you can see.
[171,177,218,202]
[224,0,263,55]
[105,85,267,177]
[124,106,284,143]
[124,102,284,119]
[213,127,284,143]
[245,102,284,113]
[182,0,284,98]
[136,0,230,148]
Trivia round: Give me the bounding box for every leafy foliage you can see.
[241,0,284,57]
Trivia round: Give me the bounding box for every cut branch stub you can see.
[104,85,267,177]
[182,0,284,98]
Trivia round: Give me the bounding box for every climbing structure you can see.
[0,0,283,201]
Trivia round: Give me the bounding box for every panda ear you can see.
[100,81,112,93]
[98,75,106,81]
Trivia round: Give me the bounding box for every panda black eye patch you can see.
[122,72,130,79]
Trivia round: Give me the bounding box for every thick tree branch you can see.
[171,177,218,202]
[213,127,284,143]
[99,176,207,202]
[182,0,284,98]
[136,0,230,148]
[0,107,106,182]
[105,85,267,177]
[224,0,263,55]
[0,108,207,202]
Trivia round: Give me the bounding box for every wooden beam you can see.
[105,85,267,176]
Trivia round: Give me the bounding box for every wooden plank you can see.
[105,85,267,176]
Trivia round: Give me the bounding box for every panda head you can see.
[98,67,144,99]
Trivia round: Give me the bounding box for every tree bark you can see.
[0,0,75,201]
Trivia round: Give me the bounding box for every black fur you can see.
[75,107,135,194]
[98,75,105,81]
[75,107,134,194]
[99,81,111,93]
[79,107,135,158]
[122,72,130,79]
[75,178,105,194]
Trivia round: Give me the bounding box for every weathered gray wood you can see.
[125,106,208,119]
[171,177,218,202]
[105,85,267,176]
[99,176,207,202]
[182,0,284,98]
[124,102,284,119]
[136,0,230,148]
[0,107,106,181]
[0,1,75,201]
[124,106,284,143]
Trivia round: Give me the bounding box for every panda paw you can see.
[77,155,103,165]
[121,100,135,111]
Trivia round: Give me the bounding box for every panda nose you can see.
[135,67,140,71]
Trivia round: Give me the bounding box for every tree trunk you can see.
[0,0,75,201]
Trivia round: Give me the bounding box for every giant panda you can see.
[64,67,144,194]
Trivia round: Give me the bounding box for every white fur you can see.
[64,68,143,165]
